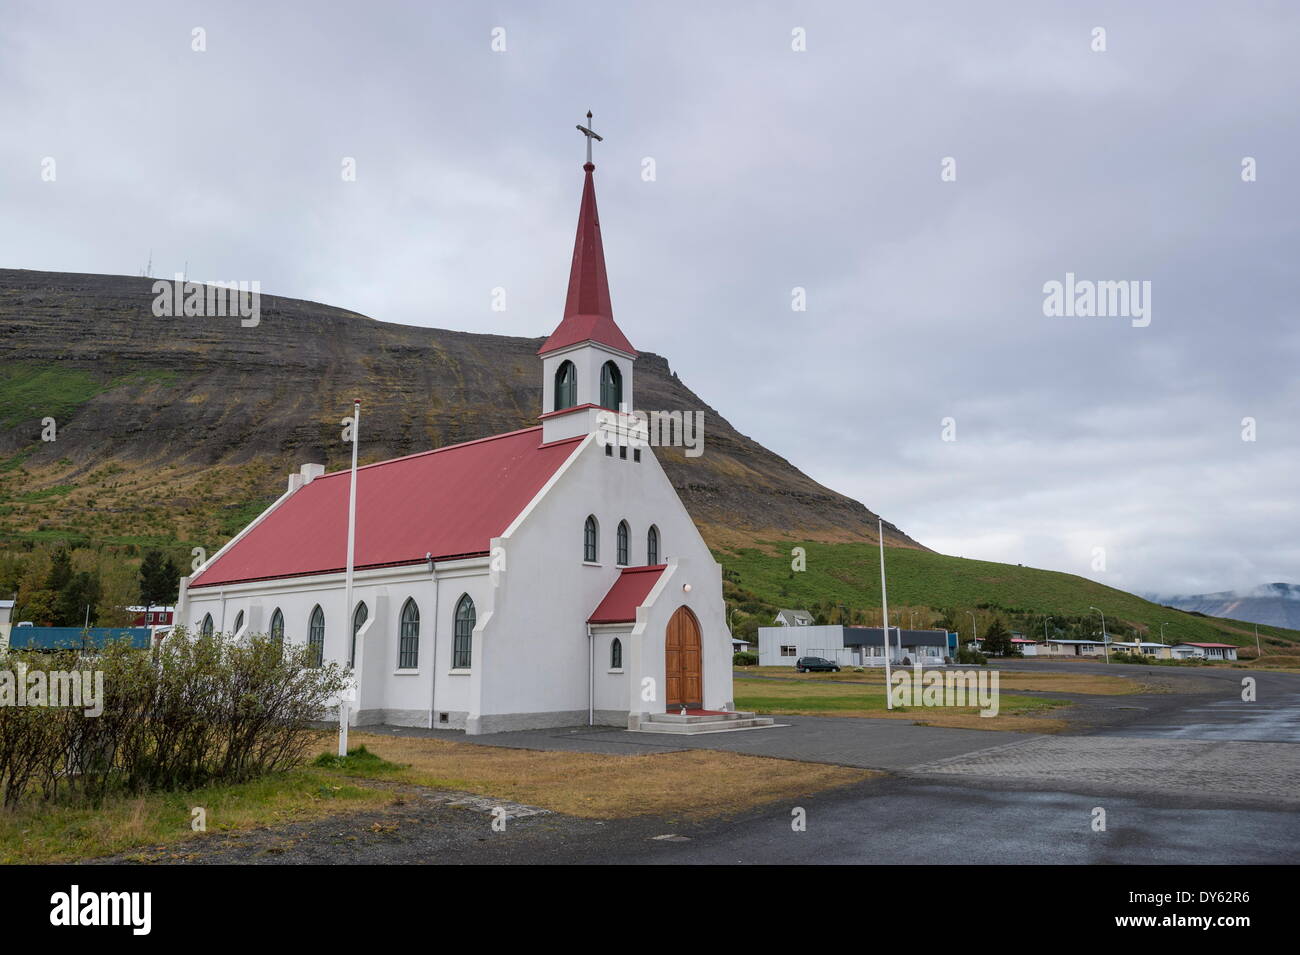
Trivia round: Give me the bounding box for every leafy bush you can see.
[0,629,348,809]
[955,645,987,665]
[733,651,759,666]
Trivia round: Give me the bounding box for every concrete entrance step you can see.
[634,710,778,735]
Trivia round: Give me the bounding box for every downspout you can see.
[427,553,438,729]
[587,624,594,727]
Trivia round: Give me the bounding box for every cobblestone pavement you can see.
[907,735,1300,805]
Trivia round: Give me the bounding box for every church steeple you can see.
[540,113,639,444]
[539,114,637,359]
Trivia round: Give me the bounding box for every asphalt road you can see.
[118,660,1300,865]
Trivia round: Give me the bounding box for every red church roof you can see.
[538,162,637,358]
[588,565,667,624]
[189,427,582,589]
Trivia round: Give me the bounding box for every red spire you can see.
[538,163,637,357]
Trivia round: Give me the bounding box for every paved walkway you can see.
[366,715,1039,771]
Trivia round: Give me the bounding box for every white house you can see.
[758,625,952,667]
[774,608,814,627]
[176,151,735,734]
[0,599,13,650]
[1171,642,1239,661]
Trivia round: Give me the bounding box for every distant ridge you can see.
[1146,583,1300,630]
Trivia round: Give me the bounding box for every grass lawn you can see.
[733,676,1070,732]
[0,732,874,863]
[739,665,1146,695]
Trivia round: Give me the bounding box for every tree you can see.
[981,617,1015,657]
[139,550,179,611]
[97,559,141,627]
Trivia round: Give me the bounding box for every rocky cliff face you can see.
[0,269,921,551]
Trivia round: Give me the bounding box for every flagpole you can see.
[879,517,892,709]
[340,399,360,755]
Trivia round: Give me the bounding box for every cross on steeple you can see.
[575,110,603,166]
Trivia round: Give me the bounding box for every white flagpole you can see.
[340,399,360,754]
[879,517,892,709]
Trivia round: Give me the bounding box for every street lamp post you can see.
[1089,606,1109,663]
[967,611,978,650]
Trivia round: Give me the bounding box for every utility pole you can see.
[878,518,892,708]
[1090,606,1109,664]
[1255,624,1262,659]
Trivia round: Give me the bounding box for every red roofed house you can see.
[176,142,734,734]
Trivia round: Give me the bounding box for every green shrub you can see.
[733,651,759,666]
[0,629,348,809]
[955,645,987,665]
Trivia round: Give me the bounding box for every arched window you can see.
[616,520,630,566]
[555,360,577,410]
[453,595,475,669]
[269,608,284,642]
[308,605,325,668]
[647,525,660,565]
[584,515,598,562]
[600,361,622,410]
[398,599,419,669]
[611,637,622,669]
[233,610,245,635]
[351,602,368,668]
[200,613,214,637]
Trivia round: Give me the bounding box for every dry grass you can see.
[1,729,877,862]
[733,676,1068,732]
[743,666,1143,695]
[341,732,875,819]
[0,765,388,864]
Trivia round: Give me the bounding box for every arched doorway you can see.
[665,606,702,708]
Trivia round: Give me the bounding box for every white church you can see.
[176,132,741,734]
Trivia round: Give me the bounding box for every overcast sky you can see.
[2,1,1296,595]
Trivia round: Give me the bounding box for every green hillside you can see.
[717,540,1300,656]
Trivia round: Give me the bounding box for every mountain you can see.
[4,269,1298,657]
[1146,583,1300,630]
[0,269,920,553]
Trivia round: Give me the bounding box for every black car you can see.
[795,656,841,673]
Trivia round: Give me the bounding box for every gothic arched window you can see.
[200,613,214,637]
[555,360,577,411]
[351,602,368,668]
[611,637,623,669]
[600,361,622,410]
[647,525,660,565]
[269,608,284,642]
[308,605,325,667]
[616,520,630,566]
[584,515,598,562]
[399,599,419,669]
[453,595,475,670]
[233,610,245,635]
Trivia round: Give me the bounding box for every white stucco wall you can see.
[477,431,732,731]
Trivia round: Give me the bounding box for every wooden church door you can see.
[665,606,703,708]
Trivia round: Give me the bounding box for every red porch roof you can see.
[190,427,582,588]
[588,565,667,624]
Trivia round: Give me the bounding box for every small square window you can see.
[619,446,627,459]
[633,448,641,462]
[605,443,613,457]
